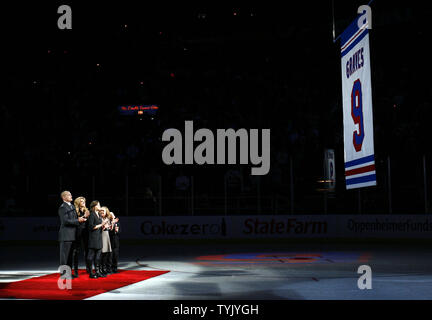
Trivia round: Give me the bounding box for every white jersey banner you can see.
[341,15,376,189]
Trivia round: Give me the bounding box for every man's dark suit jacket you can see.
[87,210,102,249]
[58,202,79,242]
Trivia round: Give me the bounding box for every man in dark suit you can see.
[58,191,86,278]
[87,200,108,279]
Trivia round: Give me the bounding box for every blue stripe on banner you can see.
[346,174,376,186]
[345,154,375,169]
[341,29,368,58]
[341,15,360,47]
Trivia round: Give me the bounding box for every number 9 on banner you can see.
[351,79,364,152]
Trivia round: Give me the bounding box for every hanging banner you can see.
[324,149,336,191]
[340,15,376,189]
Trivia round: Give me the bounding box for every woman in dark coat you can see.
[72,196,90,276]
[87,200,107,278]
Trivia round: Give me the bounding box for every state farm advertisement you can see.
[239,216,329,237]
[2,215,432,241]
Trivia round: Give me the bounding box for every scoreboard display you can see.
[118,105,159,116]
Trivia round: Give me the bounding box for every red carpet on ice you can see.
[0,269,169,300]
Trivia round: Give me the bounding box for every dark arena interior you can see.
[1,1,432,317]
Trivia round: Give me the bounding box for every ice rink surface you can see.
[1,240,432,300]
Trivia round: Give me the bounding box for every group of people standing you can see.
[58,191,121,279]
